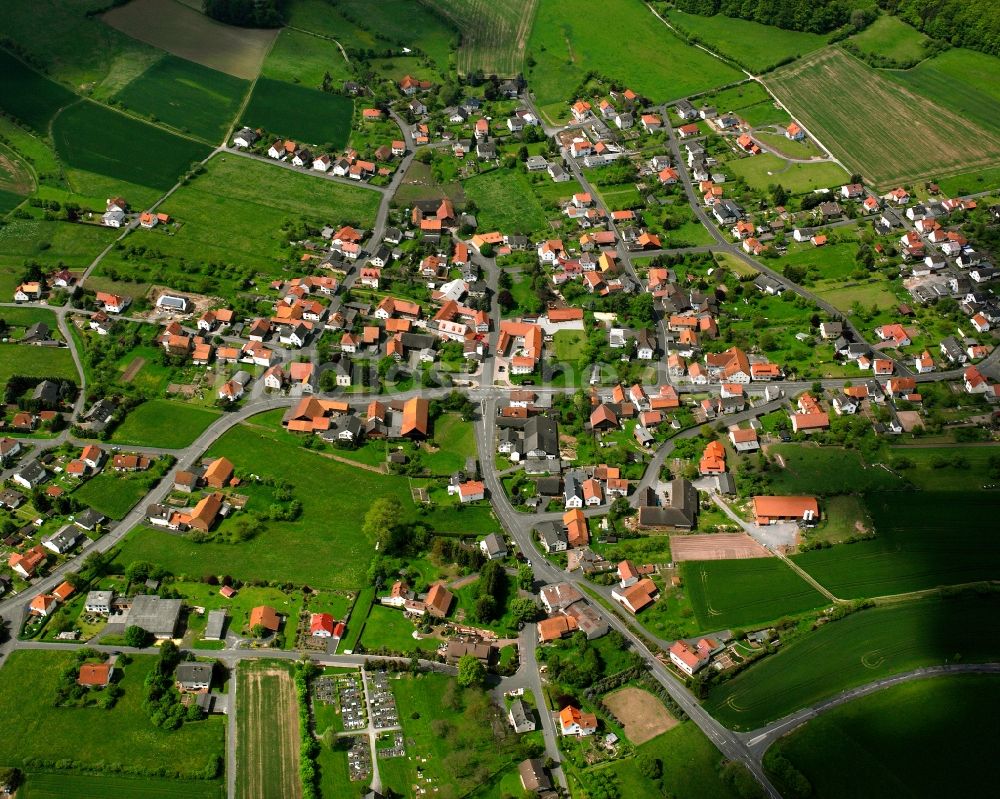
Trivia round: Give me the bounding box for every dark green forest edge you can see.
[203,0,288,28]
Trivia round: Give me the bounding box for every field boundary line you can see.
[284,25,351,64]
[871,580,1000,606]
[773,550,839,603]
[223,33,278,147]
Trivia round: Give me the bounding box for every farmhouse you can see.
[752,496,819,525]
[78,662,113,688]
[125,595,183,639]
[559,705,597,736]
[611,578,658,614]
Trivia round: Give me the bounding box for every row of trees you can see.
[203,0,286,28]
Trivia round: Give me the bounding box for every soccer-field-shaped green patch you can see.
[113,55,249,143]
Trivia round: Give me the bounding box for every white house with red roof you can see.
[310,613,335,637]
[669,640,708,676]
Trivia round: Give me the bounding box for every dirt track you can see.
[671,533,771,562]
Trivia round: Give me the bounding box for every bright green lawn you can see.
[359,604,439,653]
[667,10,828,72]
[527,0,741,119]
[72,470,157,519]
[764,674,1000,799]
[847,15,929,64]
[682,558,828,630]
[463,168,550,234]
[111,399,222,449]
[793,491,1000,599]
[0,219,115,278]
[0,342,78,387]
[113,420,418,588]
[728,152,849,195]
[606,721,742,799]
[176,581,303,649]
[0,650,224,776]
[704,594,1000,729]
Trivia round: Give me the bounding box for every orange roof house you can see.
[249,605,280,632]
[204,456,234,488]
[563,509,589,548]
[425,583,454,618]
[400,397,429,439]
[612,578,658,613]
[699,440,726,475]
[188,492,224,532]
[78,662,113,687]
[752,496,819,525]
[53,581,75,602]
[538,615,578,643]
[559,705,598,735]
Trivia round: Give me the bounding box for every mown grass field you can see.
[704,594,1000,729]
[666,10,828,72]
[727,152,848,195]
[815,280,899,313]
[3,0,159,94]
[114,55,249,143]
[111,399,221,449]
[890,445,1000,490]
[360,604,440,653]
[846,15,929,64]
[682,558,828,630]
[793,491,1000,599]
[53,101,212,191]
[428,0,536,76]
[0,650,225,775]
[102,0,278,80]
[112,419,417,588]
[72,470,157,519]
[19,772,224,799]
[764,674,1000,799]
[0,49,76,131]
[0,220,112,285]
[0,342,78,387]
[242,78,353,149]
[260,28,353,89]
[236,661,301,799]
[344,0,457,73]
[765,444,904,495]
[765,47,1000,187]
[606,721,743,799]
[884,47,1000,138]
[286,0,380,51]
[463,168,550,234]
[527,0,741,119]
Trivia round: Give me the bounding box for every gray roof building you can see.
[126,595,183,639]
[204,609,228,641]
[175,661,214,691]
[519,759,552,792]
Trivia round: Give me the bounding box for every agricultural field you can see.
[52,101,212,191]
[764,674,1000,799]
[0,650,225,776]
[241,78,353,149]
[102,0,278,80]
[285,0,381,51]
[527,0,741,121]
[793,491,1000,599]
[17,772,224,799]
[113,56,249,143]
[111,399,222,449]
[727,152,849,195]
[462,168,551,234]
[682,558,828,630]
[3,0,159,95]
[236,661,301,799]
[846,14,930,64]
[765,47,1000,187]
[665,9,828,73]
[428,0,537,76]
[0,141,34,207]
[884,46,1000,138]
[260,28,353,90]
[112,419,419,588]
[704,593,1000,729]
[0,50,77,132]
